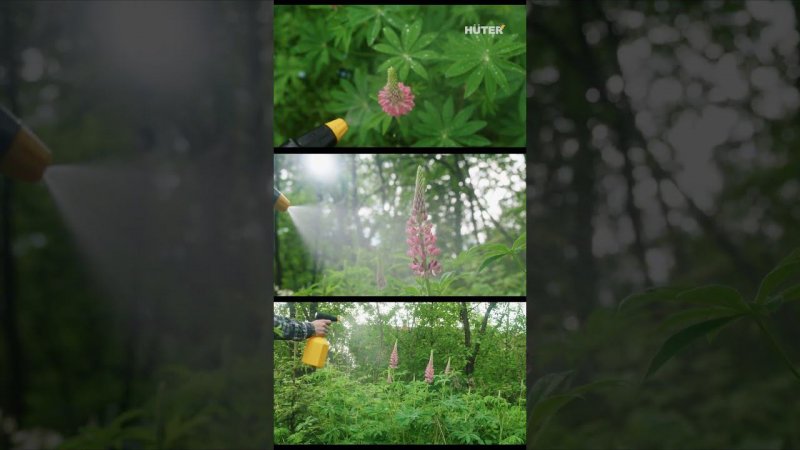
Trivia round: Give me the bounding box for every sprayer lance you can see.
[273,187,290,212]
[0,106,52,182]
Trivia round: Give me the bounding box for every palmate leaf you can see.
[345,6,404,46]
[444,33,525,100]
[412,97,489,147]
[373,20,438,81]
[328,69,382,145]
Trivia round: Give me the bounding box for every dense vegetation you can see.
[273,302,526,444]
[274,154,527,296]
[274,5,526,147]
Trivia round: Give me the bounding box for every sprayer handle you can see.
[315,312,338,322]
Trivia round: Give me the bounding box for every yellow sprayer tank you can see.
[302,337,330,368]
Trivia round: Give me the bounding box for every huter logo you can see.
[465,24,505,35]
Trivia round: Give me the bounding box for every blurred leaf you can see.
[645,315,744,379]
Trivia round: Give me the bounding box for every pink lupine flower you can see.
[406,166,442,277]
[425,350,434,384]
[378,67,415,117]
[444,357,451,375]
[389,340,399,369]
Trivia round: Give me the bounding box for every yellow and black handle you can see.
[279,118,348,148]
[0,106,52,182]
[274,187,290,212]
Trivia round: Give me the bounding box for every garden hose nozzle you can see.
[279,118,348,148]
[274,187,290,212]
[302,312,339,369]
[0,106,52,182]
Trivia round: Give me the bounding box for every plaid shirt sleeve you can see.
[274,315,314,341]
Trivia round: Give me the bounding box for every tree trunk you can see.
[464,302,497,376]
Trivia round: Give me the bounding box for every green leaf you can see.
[445,58,482,78]
[383,27,401,50]
[415,50,438,60]
[402,20,422,50]
[373,43,399,55]
[452,120,487,137]
[675,285,748,312]
[755,260,800,304]
[451,105,477,127]
[464,65,485,98]
[512,232,527,251]
[479,254,506,273]
[529,371,574,406]
[618,286,685,311]
[413,33,437,51]
[657,307,733,332]
[442,96,454,124]
[457,135,491,146]
[408,58,429,80]
[530,394,575,427]
[381,115,392,134]
[486,61,510,92]
[480,243,511,257]
[645,315,744,379]
[368,17,381,45]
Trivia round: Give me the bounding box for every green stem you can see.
[424,277,431,296]
[512,253,526,274]
[754,315,800,383]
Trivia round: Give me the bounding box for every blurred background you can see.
[0,2,271,448]
[527,0,800,448]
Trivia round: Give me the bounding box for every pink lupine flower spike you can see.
[425,350,434,384]
[406,166,442,277]
[378,67,415,117]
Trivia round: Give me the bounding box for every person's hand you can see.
[311,319,331,337]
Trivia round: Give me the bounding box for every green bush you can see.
[274,5,526,147]
[274,367,526,444]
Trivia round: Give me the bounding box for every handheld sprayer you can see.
[274,187,290,212]
[0,106,52,182]
[302,312,339,368]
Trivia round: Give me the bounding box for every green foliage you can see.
[274,368,525,444]
[286,231,526,296]
[60,357,269,449]
[621,250,800,382]
[274,5,525,146]
[529,371,623,447]
[275,154,526,296]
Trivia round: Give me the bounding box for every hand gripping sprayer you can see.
[301,312,339,368]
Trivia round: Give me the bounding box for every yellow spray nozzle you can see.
[278,118,349,148]
[325,118,348,143]
[274,187,290,212]
[0,107,52,182]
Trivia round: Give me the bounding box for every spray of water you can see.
[43,157,269,367]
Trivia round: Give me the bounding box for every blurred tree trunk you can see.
[1,4,27,424]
